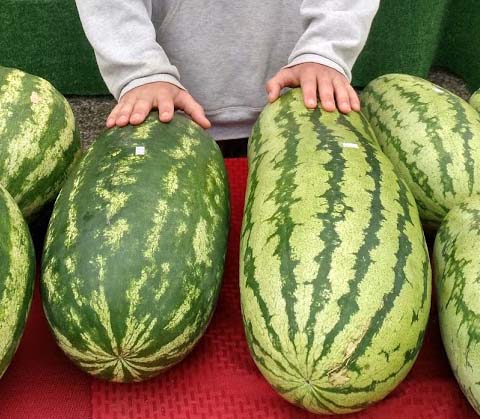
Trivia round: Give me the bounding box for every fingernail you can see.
[308,99,316,107]
[160,112,170,119]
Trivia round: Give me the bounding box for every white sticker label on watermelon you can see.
[135,146,145,156]
[342,143,359,149]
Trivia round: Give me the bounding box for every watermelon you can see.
[41,114,230,382]
[470,89,480,114]
[360,73,480,229]
[0,184,35,378]
[433,197,480,414]
[240,88,431,414]
[0,66,81,219]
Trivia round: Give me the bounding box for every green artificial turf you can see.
[352,0,449,86]
[0,0,108,94]
[434,0,480,92]
[0,0,478,95]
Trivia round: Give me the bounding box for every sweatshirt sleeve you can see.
[75,0,184,100]
[285,0,380,81]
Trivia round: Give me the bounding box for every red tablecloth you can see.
[0,158,476,419]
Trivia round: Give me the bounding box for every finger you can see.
[317,78,336,112]
[176,93,211,129]
[156,96,175,123]
[333,78,352,114]
[348,85,361,112]
[266,70,298,103]
[130,98,153,125]
[115,100,136,127]
[106,104,122,128]
[300,73,318,109]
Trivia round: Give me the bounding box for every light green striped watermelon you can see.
[361,73,480,229]
[0,66,81,219]
[434,197,480,414]
[41,114,230,382]
[240,88,431,414]
[470,89,480,113]
[0,184,35,378]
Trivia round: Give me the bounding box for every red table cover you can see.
[0,158,476,419]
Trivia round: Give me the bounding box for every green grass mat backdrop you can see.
[435,0,480,92]
[0,0,477,95]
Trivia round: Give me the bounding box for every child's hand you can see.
[266,63,360,113]
[106,82,211,129]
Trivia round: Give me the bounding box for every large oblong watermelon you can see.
[0,185,35,378]
[361,73,480,229]
[434,197,480,415]
[470,89,480,114]
[240,88,431,414]
[0,66,81,219]
[41,114,230,382]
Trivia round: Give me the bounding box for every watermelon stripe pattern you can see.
[470,89,480,114]
[0,66,81,219]
[361,74,480,228]
[41,115,229,382]
[0,185,35,378]
[240,88,431,414]
[434,198,480,415]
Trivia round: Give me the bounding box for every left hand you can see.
[266,62,360,113]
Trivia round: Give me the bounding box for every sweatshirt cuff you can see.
[284,54,351,82]
[119,74,186,100]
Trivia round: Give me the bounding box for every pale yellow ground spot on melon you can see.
[103,218,129,250]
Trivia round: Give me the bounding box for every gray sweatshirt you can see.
[76,0,380,140]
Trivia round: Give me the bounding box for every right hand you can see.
[106,81,211,129]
